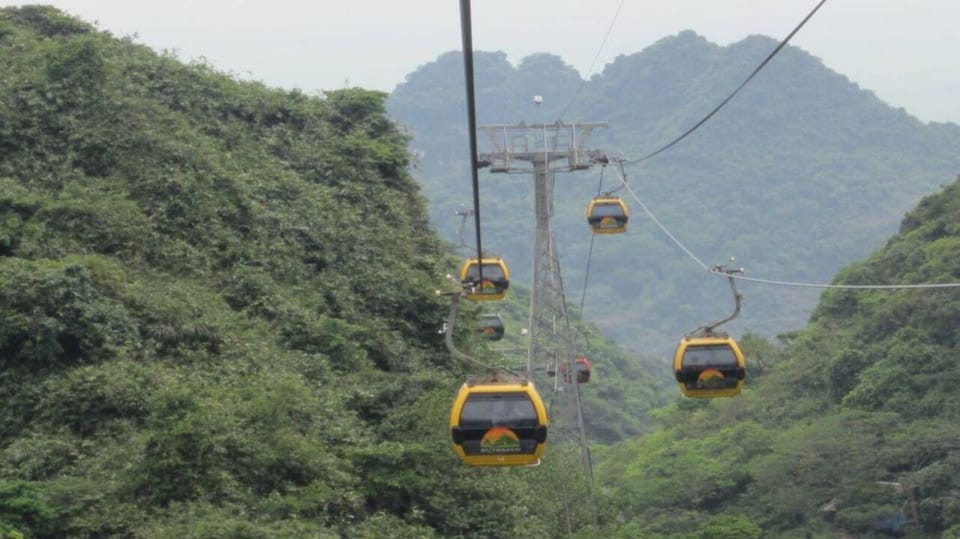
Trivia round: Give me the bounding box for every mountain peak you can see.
[733,33,780,48]
[389,28,960,355]
[648,29,716,52]
[672,29,709,43]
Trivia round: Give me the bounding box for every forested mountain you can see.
[388,31,960,358]
[3,6,959,538]
[0,7,658,537]
[592,178,960,538]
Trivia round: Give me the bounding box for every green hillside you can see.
[4,6,959,538]
[388,32,960,360]
[0,6,638,537]
[591,178,960,537]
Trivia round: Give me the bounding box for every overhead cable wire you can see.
[611,167,960,290]
[455,1,530,377]
[626,0,828,165]
[572,382,596,488]
[613,170,711,271]
[718,272,960,290]
[558,0,626,121]
[459,0,486,282]
[548,392,576,537]
[573,166,609,349]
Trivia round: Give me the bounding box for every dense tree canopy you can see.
[0,6,614,536]
[1,6,958,538]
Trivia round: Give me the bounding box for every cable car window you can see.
[458,393,539,456]
[681,344,739,369]
[460,393,538,428]
[591,203,624,218]
[465,263,505,282]
[478,315,505,340]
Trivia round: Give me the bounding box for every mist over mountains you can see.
[388,30,960,356]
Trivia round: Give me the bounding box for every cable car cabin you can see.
[459,257,510,301]
[552,358,592,384]
[572,357,592,384]
[477,313,505,341]
[673,336,746,398]
[449,380,548,467]
[586,197,629,234]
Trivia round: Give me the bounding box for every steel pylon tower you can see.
[478,120,605,530]
[478,121,605,377]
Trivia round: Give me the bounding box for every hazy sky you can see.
[7,1,960,124]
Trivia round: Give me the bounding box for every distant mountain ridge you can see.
[389,30,960,357]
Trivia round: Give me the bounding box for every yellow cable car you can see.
[586,196,629,234]
[459,257,510,301]
[673,335,746,398]
[478,313,505,341]
[449,378,548,467]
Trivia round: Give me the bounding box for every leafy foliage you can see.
[3,6,959,537]
[0,6,600,537]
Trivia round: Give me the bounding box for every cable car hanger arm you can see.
[691,266,743,336]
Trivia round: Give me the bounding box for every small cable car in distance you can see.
[673,335,745,398]
[459,257,510,301]
[477,313,505,341]
[555,357,592,384]
[450,375,548,467]
[573,357,592,384]
[586,196,629,234]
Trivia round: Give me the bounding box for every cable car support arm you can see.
[696,265,744,335]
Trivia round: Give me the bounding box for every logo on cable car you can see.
[697,368,726,388]
[479,279,499,291]
[480,426,522,453]
[599,216,618,228]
